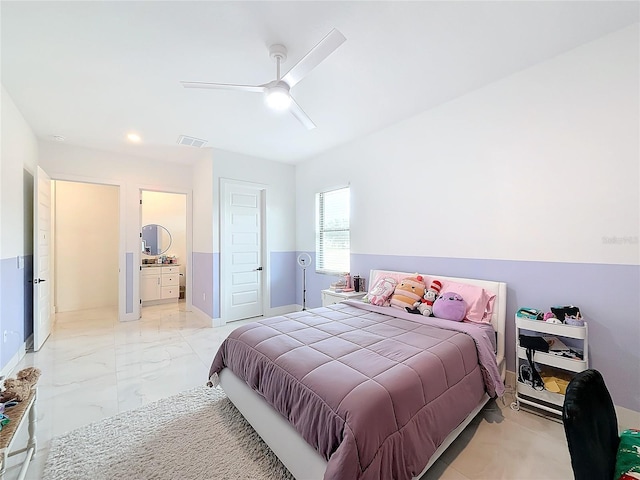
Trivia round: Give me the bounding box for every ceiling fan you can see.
[181,28,346,130]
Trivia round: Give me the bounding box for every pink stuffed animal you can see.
[368,276,398,306]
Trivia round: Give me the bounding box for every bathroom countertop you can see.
[140,263,180,267]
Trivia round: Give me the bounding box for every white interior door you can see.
[221,182,264,322]
[33,166,52,351]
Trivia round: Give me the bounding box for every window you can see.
[316,186,350,274]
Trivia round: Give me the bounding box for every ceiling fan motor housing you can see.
[269,44,288,63]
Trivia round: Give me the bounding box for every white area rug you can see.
[43,386,294,480]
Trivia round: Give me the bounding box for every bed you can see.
[209,269,507,480]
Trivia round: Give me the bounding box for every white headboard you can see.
[368,270,507,379]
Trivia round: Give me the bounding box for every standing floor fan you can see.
[297,253,312,311]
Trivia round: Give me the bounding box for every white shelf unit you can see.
[321,289,366,307]
[512,315,588,415]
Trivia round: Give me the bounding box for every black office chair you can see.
[562,369,620,480]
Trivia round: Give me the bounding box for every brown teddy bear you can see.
[0,367,41,403]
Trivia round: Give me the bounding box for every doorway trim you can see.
[136,184,193,320]
[33,166,52,351]
[219,178,268,325]
[42,173,126,321]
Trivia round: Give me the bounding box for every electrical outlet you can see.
[202,293,206,301]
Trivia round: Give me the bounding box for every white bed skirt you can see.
[219,368,490,480]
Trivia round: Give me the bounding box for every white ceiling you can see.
[2,1,638,164]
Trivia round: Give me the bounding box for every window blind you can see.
[316,187,350,274]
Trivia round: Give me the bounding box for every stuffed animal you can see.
[415,279,443,316]
[390,275,426,310]
[433,292,467,321]
[368,276,398,306]
[544,311,563,324]
[0,367,41,403]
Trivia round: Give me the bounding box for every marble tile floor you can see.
[4,303,573,479]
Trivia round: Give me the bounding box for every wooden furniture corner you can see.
[0,389,37,480]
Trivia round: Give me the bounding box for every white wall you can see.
[1,85,38,258]
[295,24,640,413]
[36,142,297,321]
[296,24,639,266]
[215,149,297,318]
[212,149,296,253]
[39,141,194,251]
[38,141,200,319]
[192,153,214,254]
[189,148,296,320]
[1,85,39,372]
[55,181,119,311]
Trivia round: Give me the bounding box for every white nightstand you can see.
[321,289,366,307]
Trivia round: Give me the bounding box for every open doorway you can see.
[54,181,120,314]
[140,190,187,314]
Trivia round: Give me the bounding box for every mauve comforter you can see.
[209,302,502,480]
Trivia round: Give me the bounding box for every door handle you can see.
[33,278,47,284]
[254,267,263,271]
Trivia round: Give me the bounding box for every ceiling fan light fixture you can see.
[265,85,291,110]
[181,28,345,128]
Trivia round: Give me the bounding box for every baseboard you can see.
[616,405,640,431]
[25,333,34,352]
[189,305,218,326]
[0,342,26,379]
[206,305,299,328]
[267,305,299,317]
[505,369,516,389]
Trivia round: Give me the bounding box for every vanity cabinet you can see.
[141,265,180,305]
[141,268,161,302]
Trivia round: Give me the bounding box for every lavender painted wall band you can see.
[193,252,215,318]
[349,253,639,412]
[1,257,26,366]
[271,251,297,308]
[23,255,33,339]
[126,252,133,313]
[295,252,639,411]
[295,251,345,308]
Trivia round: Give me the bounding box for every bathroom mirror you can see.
[141,224,172,256]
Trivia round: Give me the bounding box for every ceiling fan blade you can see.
[289,97,316,130]
[282,28,346,88]
[181,81,266,93]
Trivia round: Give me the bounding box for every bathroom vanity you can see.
[140,264,180,305]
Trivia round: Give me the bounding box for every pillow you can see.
[389,275,426,311]
[438,280,496,323]
[433,292,467,321]
[615,429,640,480]
[367,276,398,306]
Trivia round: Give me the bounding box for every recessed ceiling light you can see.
[127,133,141,143]
[52,135,65,142]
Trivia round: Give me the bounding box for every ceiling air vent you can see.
[177,135,207,148]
